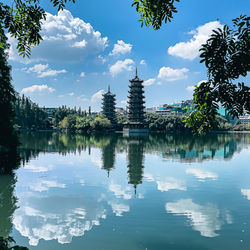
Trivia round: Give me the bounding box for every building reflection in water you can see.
[125,136,146,194]
[101,136,118,177]
[0,132,250,247]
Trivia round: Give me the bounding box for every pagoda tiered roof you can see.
[102,85,117,126]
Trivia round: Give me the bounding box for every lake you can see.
[0,132,250,250]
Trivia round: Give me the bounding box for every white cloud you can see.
[80,72,85,77]
[26,64,49,74]
[144,173,155,182]
[21,84,55,94]
[77,95,89,102]
[168,21,223,60]
[144,173,186,192]
[158,67,189,82]
[95,55,107,64]
[140,60,146,65]
[186,80,206,92]
[121,100,127,105]
[39,69,67,78]
[25,64,67,78]
[241,189,250,200]
[24,164,54,173]
[68,92,74,96]
[109,40,132,56]
[109,182,132,200]
[166,199,232,238]
[72,39,87,48]
[109,59,134,77]
[13,196,107,246]
[109,202,130,217]
[91,89,105,103]
[157,177,186,192]
[8,10,108,63]
[186,85,196,92]
[144,78,156,86]
[186,168,218,181]
[30,180,66,192]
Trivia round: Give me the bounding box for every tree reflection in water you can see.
[0,132,249,248]
[3,132,249,183]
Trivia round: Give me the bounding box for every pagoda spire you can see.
[135,67,138,78]
[108,84,110,93]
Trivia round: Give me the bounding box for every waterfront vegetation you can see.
[0,0,249,151]
[11,98,249,133]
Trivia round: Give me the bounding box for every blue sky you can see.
[8,0,250,111]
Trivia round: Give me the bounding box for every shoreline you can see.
[18,128,250,134]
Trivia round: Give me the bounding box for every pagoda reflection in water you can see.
[101,136,118,177]
[126,137,145,194]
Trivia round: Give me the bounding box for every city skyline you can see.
[6,0,250,111]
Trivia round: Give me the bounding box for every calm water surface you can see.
[0,132,250,250]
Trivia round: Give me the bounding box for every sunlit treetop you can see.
[132,0,180,30]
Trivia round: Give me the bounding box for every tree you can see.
[0,46,19,151]
[0,0,75,56]
[132,0,180,30]
[90,116,111,131]
[132,2,249,133]
[185,16,250,133]
[0,1,75,152]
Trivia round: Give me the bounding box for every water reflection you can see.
[17,132,249,164]
[13,190,107,246]
[0,175,17,238]
[166,199,232,237]
[101,136,118,176]
[0,132,249,249]
[126,137,145,193]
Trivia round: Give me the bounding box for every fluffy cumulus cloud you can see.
[168,21,223,60]
[80,72,85,77]
[166,199,232,238]
[186,80,206,92]
[109,40,132,56]
[109,59,134,77]
[8,10,108,63]
[108,202,130,217]
[144,173,186,192]
[186,168,218,181]
[24,64,67,78]
[21,84,55,95]
[109,182,132,200]
[144,78,156,86]
[13,197,107,246]
[91,89,105,103]
[158,67,189,82]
